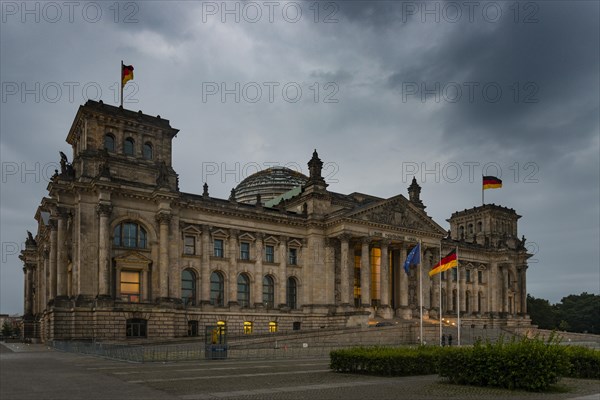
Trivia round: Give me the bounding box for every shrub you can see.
[438,335,571,391]
[563,346,600,379]
[330,346,442,376]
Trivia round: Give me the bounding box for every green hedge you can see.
[330,346,441,376]
[438,336,571,391]
[330,337,599,392]
[563,346,600,379]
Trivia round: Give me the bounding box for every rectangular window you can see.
[466,270,471,283]
[269,321,278,333]
[184,235,196,255]
[265,245,275,263]
[187,321,198,337]
[452,269,457,282]
[243,321,253,334]
[126,318,147,338]
[240,242,250,260]
[288,248,298,265]
[120,271,140,302]
[478,270,483,284]
[214,239,224,257]
[441,271,446,281]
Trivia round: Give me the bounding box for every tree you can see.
[556,292,600,334]
[527,294,558,330]
[1,321,13,337]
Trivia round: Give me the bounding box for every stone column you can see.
[502,265,509,313]
[24,265,33,315]
[380,239,390,307]
[520,266,528,314]
[360,237,371,307]
[156,212,171,300]
[49,220,57,300]
[200,225,211,304]
[254,233,264,307]
[279,236,288,306]
[446,268,452,313]
[56,208,68,298]
[228,230,239,306]
[399,244,408,307]
[472,268,480,314]
[489,262,498,314]
[96,203,112,297]
[324,238,335,305]
[459,264,467,313]
[338,234,351,306]
[42,250,49,309]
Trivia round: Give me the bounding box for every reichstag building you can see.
[20,100,532,342]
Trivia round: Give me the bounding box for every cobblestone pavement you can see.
[2,342,599,400]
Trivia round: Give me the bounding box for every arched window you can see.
[286,277,297,309]
[263,275,274,308]
[243,321,253,334]
[268,321,278,333]
[104,134,115,152]
[210,271,224,306]
[468,224,473,235]
[237,273,250,307]
[143,142,153,160]
[459,226,465,239]
[113,222,147,249]
[124,137,135,156]
[477,221,482,233]
[182,269,196,306]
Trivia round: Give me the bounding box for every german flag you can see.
[483,176,502,190]
[429,249,457,277]
[122,64,134,87]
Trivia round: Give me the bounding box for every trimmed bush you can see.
[330,346,441,376]
[438,336,571,391]
[564,346,600,379]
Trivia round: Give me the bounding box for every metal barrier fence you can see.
[52,340,372,363]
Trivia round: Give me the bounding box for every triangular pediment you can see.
[114,251,152,265]
[345,195,446,234]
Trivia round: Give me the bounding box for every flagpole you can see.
[439,242,442,346]
[120,60,124,108]
[419,239,423,345]
[482,174,484,205]
[456,246,461,346]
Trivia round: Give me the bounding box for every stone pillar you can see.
[49,220,57,300]
[520,266,528,314]
[399,245,408,307]
[24,266,33,315]
[360,237,371,307]
[459,264,467,313]
[472,268,480,314]
[489,262,498,314]
[324,238,335,305]
[279,236,288,306]
[339,234,351,306]
[379,239,390,307]
[56,209,68,297]
[42,250,49,309]
[254,233,264,307]
[446,268,452,313]
[96,203,112,297]
[200,225,211,304]
[502,265,509,314]
[228,230,239,306]
[156,212,171,300]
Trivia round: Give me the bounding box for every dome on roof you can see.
[234,167,308,204]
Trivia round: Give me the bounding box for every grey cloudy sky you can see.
[1,1,598,314]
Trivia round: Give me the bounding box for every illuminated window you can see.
[286,277,297,309]
[214,239,224,257]
[210,271,224,306]
[104,134,115,152]
[354,254,361,307]
[240,242,250,260]
[263,275,274,308]
[265,245,274,263]
[120,271,140,302]
[143,142,153,160]
[113,222,147,249]
[126,318,147,338]
[184,235,196,255]
[182,269,196,305]
[268,321,278,333]
[237,274,250,307]
[124,137,134,156]
[288,248,298,265]
[370,247,381,304]
[243,321,253,334]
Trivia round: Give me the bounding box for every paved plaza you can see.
[1,342,599,400]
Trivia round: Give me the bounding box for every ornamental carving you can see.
[360,200,427,230]
[96,203,113,217]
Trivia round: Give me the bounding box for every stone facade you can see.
[20,100,532,343]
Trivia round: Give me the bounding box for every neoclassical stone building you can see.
[20,100,531,342]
